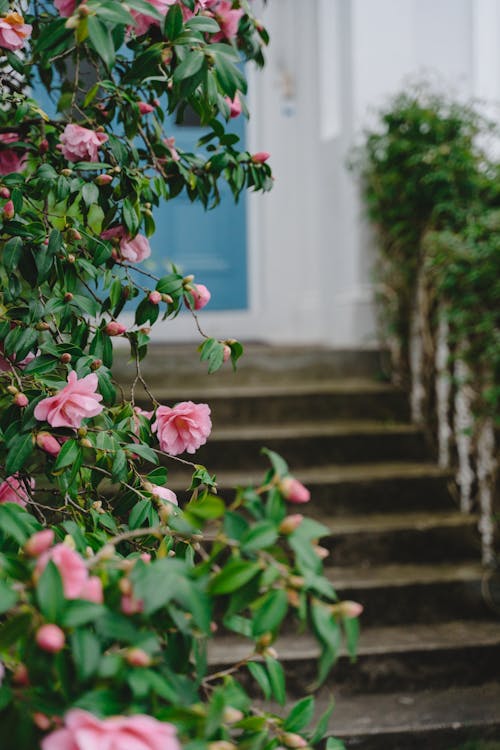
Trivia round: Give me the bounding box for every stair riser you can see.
[332,580,491,627]
[338,726,500,750]
[323,526,481,566]
[215,644,500,698]
[188,433,430,471]
[135,392,409,426]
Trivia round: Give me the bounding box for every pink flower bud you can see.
[36,624,65,653]
[251,151,270,164]
[138,101,154,115]
[225,93,242,118]
[12,663,29,686]
[39,139,49,154]
[13,392,28,407]
[281,733,308,749]
[95,173,113,186]
[126,648,151,667]
[185,283,211,311]
[313,544,329,560]
[0,187,10,199]
[279,514,304,534]
[121,594,144,615]
[64,292,73,302]
[2,200,14,219]
[223,345,231,362]
[24,529,55,557]
[148,290,162,305]
[36,432,62,456]
[140,553,151,563]
[105,321,127,336]
[33,712,52,730]
[333,600,364,619]
[280,477,310,504]
[60,353,72,364]
[223,706,244,724]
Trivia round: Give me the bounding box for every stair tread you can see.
[209,421,420,440]
[208,620,500,665]
[321,511,478,535]
[329,561,486,589]
[328,682,500,737]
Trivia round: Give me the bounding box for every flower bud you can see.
[79,438,93,449]
[90,359,102,371]
[13,392,28,407]
[63,292,73,302]
[208,742,237,750]
[313,545,329,560]
[60,169,72,177]
[2,200,14,220]
[12,663,29,686]
[222,345,231,362]
[126,648,151,667]
[67,228,82,241]
[33,712,51,730]
[286,589,300,607]
[280,733,308,749]
[36,321,51,331]
[105,321,127,336]
[138,101,154,115]
[60,353,72,364]
[25,529,55,557]
[332,600,364,619]
[161,293,173,304]
[95,173,113,186]
[36,432,61,456]
[0,187,10,199]
[288,575,305,589]
[279,476,310,504]
[39,139,49,154]
[279,514,304,534]
[183,274,195,285]
[223,706,244,724]
[6,385,17,395]
[251,151,270,164]
[119,577,133,595]
[148,291,162,305]
[36,624,65,653]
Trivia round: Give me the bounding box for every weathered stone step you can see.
[329,562,491,626]
[186,422,429,470]
[319,511,481,566]
[168,462,453,515]
[133,380,409,425]
[328,682,500,750]
[208,620,500,696]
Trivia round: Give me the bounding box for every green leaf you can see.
[71,628,101,680]
[54,439,81,471]
[124,442,158,464]
[0,579,18,615]
[209,560,261,595]
[343,615,360,659]
[36,561,65,623]
[128,498,151,530]
[87,16,116,69]
[261,448,289,477]
[82,182,99,207]
[326,739,346,750]
[5,433,33,475]
[265,654,286,705]
[47,229,63,255]
[284,696,315,732]
[111,448,127,483]
[62,600,106,628]
[0,503,40,545]
[3,237,22,272]
[87,204,104,234]
[123,198,139,236]
[247,661,271,700]
[173,50,205,83]
[185,16,220,34]
[0,612,32,649]
[185,494,225,522]
[310,700,335,745]
[241,520,278,552]
[164,3,183,39]
[252,589,288,636]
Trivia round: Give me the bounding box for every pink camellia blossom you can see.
[105,321,127,336]
[0,474,34,507]
[0,132,25,176]
[36,432,62,457]
[95,173,113,186]
[280,476,311,504]
[131,0,174,36]
[164,136,180,162]
[138,101,154,115]
[54,0,77,17]
[36,544,103,603]
[36,624,65,654]
[121,593,144,615]
[2,199,14,219]
[34,370,103,429]
[185,283,211,311]
[225,93,242,118]
[24,529,55,557]
[205,0,243,40]
[222,345,231,362]
[148,291,162,305]
[252,151,270,164]
[150,485,178,506]
[41,709,182,750]
[59,124,108,163]
[0,12,32,51]
[101,225,151,263]
[152,401,211,456]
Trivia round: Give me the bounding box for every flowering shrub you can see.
[0,0,360,748]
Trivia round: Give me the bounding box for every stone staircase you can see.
[118,344,500,750]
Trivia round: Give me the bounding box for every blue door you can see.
[151,114,248,311]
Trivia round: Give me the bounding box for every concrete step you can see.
[133,380,409,426]
[168,462,454,515]
[328,563,491,626]
[328,682,500,750]
[208,620,500,696]
[319,511,481,566]
[183,421,430,471]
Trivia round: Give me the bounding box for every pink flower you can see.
[2,199,14,219]
[34,370,103,429]
[105,321,127,336]
[25,529,55,557]
[205,0,243,40]
[279,514,304,534]
[185,283,211,310]
[54,0,77,17]
[36,544,103,603]
[36,624,65,653]
[59,124,108,162]
[36,432,62,457]
[131,0,175,35]
[148,291,162,304]
[0,133,25,176]
[280,477,310,504]
[164,136,180,162]
[0,475,33,507]
[252,151,270,164]
[150,485,178,505]
[41,709,181,750]
[152,401,211,455]
[0,12,32,51]
[13,392,28,407]
[225,93,242,118]
[101,225,151,263]
[121,593,144,615]
[138,101,154,115]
